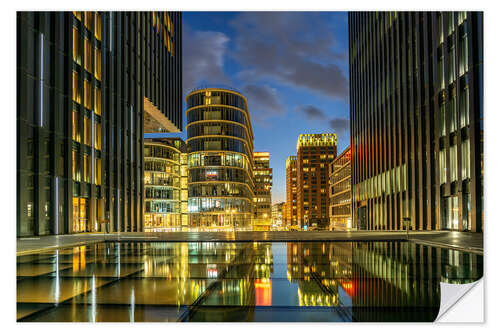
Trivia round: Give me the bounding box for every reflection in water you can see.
[17,240,482,322]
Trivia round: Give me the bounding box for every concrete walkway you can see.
[16,230,483,256]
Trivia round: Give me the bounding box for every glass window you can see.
[94,86,101,115]
[437,13,444,44]
[72,150,81,181]
[460,86,470,128]
[459,25,469,76]
[438,48,445,90]
[439,149,447,184]
[72,111,81,142]
[447,12,455,36]
[94,12,102,40]
[439,102,446,136]
[72,71,81,104]
[84,38,92,73]
[94,122,101,150]
[95,158,101,185]
[458,12,467,25]
[84,80,92,110]
[83,154,90,183]
[449,96,457,133]
[462,193,471,231]
[84,117,91,146]
[84,12,94,31]
[94,48,102,80]
[72,27,81,65]
[448,43,456,84]
[461,138,470,179]
[450,144,458,182]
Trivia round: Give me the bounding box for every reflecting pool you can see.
[17,241,483,322]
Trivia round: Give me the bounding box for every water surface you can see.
[17,241,483,322]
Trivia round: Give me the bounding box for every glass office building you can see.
[349,12,483,231]
[329,146,352,231]
[186,88,255,231]
[253,152,273,231]
[285,156,298,229]
[17,11,182,236]
[144,138,187,231]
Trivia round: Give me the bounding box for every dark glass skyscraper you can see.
[17,11,182,236]
[349,12,483,232]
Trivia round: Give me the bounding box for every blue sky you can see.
[147,11,350,204]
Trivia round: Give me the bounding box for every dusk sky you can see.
[147,11,350,204]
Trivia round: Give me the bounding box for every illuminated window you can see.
[84,80,92,110]
[94,12,101,40]
[72,71,81,104]
[94,86,101,115]
[450,144,458,182]
[84,38,92,73]
[437,13,444,44]
[439,102,446,137]
[460,86,470,128]
[72,27,81,64]
[84,12,94,31]
[449,96,457,133]
[461,139,470,179]
[94,48,101,80]
[438,48,445,90]
[84,117,91,146]
[72,151,81,181]
[83,154,90,183]
[447,13,455,36]
[94,122,101,150]
[448,43,456,84]
[458,12,467,25]
[459,26,469,76]
[439,150,447,184]
[95,158,101,185]
[72,111,81,143]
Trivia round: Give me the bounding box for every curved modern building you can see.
[144,138,187,232]
[186,88,255,231]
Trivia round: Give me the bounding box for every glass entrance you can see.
[72,197,89,233]
[442,196,459,230]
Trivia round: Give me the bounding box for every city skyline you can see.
[147,11,350,204]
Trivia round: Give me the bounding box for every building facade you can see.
[349,12,483,231]
[186,88,255,231]
[144,138,187,231]
[272,202,285,230]
[17,11,183,236]
[253,152,272,231]
[296,134,337,230]
[285,156,297,229]
[329,146,352,230]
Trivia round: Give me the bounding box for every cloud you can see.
[182,24,231,94]
[229,12,348,100]
[295,105,327,120]
[329,117,349,133]
[242,84,285,122]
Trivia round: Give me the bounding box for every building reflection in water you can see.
[17,240,482,322]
